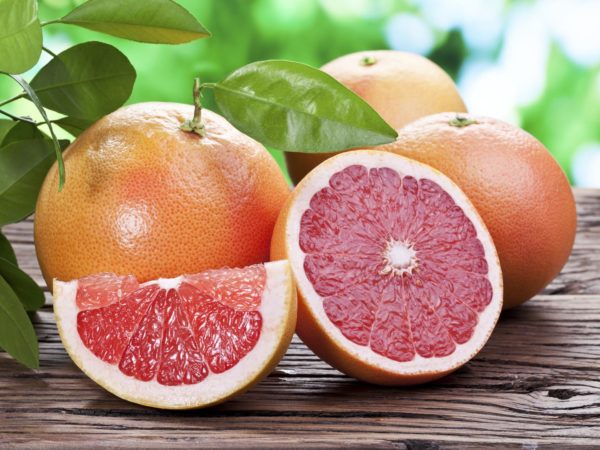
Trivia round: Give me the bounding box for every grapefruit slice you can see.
[271,151,502,385]
[53,260,296,409]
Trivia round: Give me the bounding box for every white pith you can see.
[287,150,503,376]
[146,276,183,290]
[53,260,294,409]
[382,240,417,275]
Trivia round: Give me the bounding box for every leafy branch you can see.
[0,93,26,108]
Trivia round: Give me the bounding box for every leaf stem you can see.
[360,55,377,66]
[35,119,60,127]
[0,93,26,108]
[449,115,478,128]
[180,78,206,137]
[42,46,57,58]
[40,19,61,27]
[0,109,19,120]
[0,109,35,123]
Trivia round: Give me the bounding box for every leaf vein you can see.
[215,84,387,137]
[32,71,133,94]
[0,16,38,41]
[61,20,207,36]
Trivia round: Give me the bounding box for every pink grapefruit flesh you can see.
[54,261,296,409]
[272,150,502,385]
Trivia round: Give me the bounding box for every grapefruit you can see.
[271,150,502,385]
[35,102,290,289]
[54,260,296,409]
[380,113,577,309]
[285,50,467,184]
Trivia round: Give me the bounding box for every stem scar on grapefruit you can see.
[53,261,296,409]
[34,102,290,290]
[271,151,503,385]
[285,50,467,185]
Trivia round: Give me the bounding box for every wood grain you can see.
[1,188,599,448]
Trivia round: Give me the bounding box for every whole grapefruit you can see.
[285,50,467,184]
[380,113,577,309]
[35,102,290,288]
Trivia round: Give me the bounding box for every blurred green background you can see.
[2,0,599,186]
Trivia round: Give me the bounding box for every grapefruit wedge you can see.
[54,260,296,409]
[271,151,502,385]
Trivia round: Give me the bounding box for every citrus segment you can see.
[271,151,502,385]
[76,272,139,309]
[54,260,296,409]
[77,284,159,364]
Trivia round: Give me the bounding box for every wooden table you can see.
[1,189,599,448]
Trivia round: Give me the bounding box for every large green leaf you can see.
[30,42,136,121]
[0,275,38,369]
[0,257,44,311]
[60,0,210,44]
[0,135,57,227]
[0,0,42,74]
[213,60,398,152]
[54,117,95,137]
[0,233,17,266]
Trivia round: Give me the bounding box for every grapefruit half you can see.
[271,151,502,385]
[54,260,296,409]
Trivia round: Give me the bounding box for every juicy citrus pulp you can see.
[54,260,296,409]
[272,151,503,385]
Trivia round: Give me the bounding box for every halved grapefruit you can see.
[271,151,502,385]
[54,260,296,409]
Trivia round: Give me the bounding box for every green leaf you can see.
[0,257,44,311]
[0,134,57,226]
[54,117,95,137]
[0,120,17,144]
[60,0,210,44]
[213,60,398,153]
[0,0,42,74]
[0,275,39,368]
[9,74,66,190]
[30,42,136,121]
[0,233,17,266]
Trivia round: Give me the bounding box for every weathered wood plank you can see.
[2,296,600,447]
[1,188,599,447]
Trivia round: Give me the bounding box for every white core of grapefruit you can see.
[284,151,503,377]
[387,241,416,270]
[54,260,295,409]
